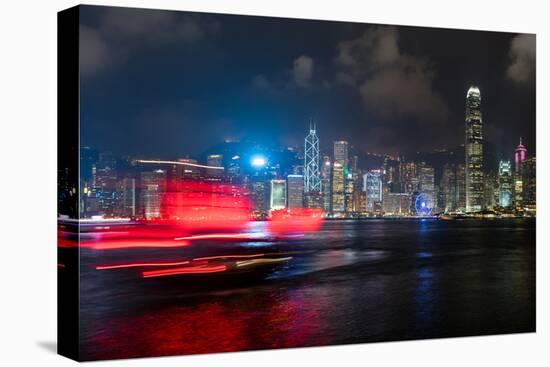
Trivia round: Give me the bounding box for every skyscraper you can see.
[140,169,166,219]
[418,162,435,209]
[498,160,513,208]
[270,179,287,210]
[331,161,345,214]
[441,164,456,212]
[117,177,136,217]
[465,86,484,211]
[522,157,536,214]
[287,174,304,208]
[321,155,332,212]
[400,161,418,194]
[514,138,527,174]
[304,123,321,192]
[364,169,383,213]
[333,141,349,167]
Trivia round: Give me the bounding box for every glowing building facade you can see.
[331,161,345,213]
[270,179,287,210]
[304,124,321,192]
[287,174,304,208]
[364,169,383,213]
[514,138,527,174]
[140,169,166,219]
[498,160,513,208]
[418,162,435,209]
[465,86,484,211]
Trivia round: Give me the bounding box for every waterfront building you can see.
[331,161,345,213]
[383,193,412,216]
[250,179,269,218]
[400,161,418,194]
[364,169,383,213]
[418,162,435,209]
[321,155,332,212]
[304,123,322,192]
[498,160,513,208]
[515,138,527,174]
[333,140,349,167]
[522,156,536,214]
[270,179,287,210]
[140,169,166,219]
[117,177,136,217]
[465,86,484,211]
[287,174,304,208]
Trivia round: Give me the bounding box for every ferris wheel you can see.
[414,193,432,216]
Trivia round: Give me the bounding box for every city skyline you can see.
[76,92,536,220]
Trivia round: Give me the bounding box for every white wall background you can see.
[0,0,547,365]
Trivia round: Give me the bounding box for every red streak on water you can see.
[81,240,190,250]
[268,208,324,235]
[96,260,190,270]
[193,253,265,261]
[142,265,227,278]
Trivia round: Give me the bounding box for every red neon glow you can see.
[159,180,252,232]
[193,253,265,261]
[58,263,66,268]
[142,265,227,278]
[96,260,190,270]
[268,208,324,235]
[80,240,190,250]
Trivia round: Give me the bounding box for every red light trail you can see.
[80,240,190,250]
[193,253,265,261]
[137,159,224,170]
[174,233,263,241]
[142,265,227,278]
[96,260,191,270]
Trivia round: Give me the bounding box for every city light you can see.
[251,156,266,167]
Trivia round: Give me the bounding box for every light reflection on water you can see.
[77,219,535,361]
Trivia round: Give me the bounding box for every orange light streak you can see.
[96,260,190,270]
[142,265,227,278]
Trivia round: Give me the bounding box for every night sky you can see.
[79,5,536,164]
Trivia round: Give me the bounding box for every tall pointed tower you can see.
[304,120,321,192]
[465,86,484,212]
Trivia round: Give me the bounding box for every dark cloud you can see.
[79,7,220,76]
[292,55,314,88]
[506,34,536,83]
[335,26,449,125]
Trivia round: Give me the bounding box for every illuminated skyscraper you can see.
[400,161,418,194]
[270,179,287,210]
[321,155,332,212]
[250,179,269,218]
[418,162,435,209]
[440,164,456,212]
[117,177,136,217]
[287,174,304,208]
[514,138,527,174]
[456,164,467,211]
[331,161,345,214]
[333,141,349,167]
[304,123,321,192]
[498,160,513,208]
[140,169,166,219]
[364,169,383,213]
[465,86,484,211]
[522,157,536,214]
